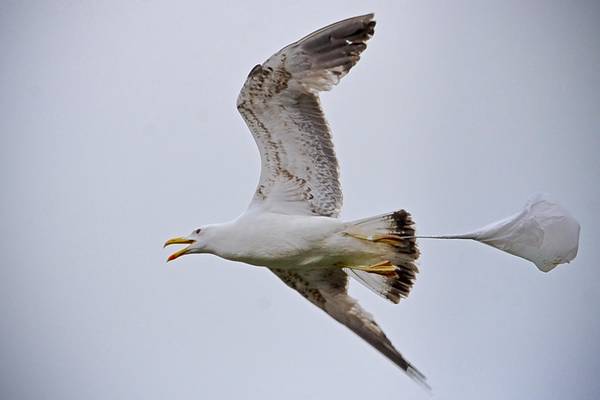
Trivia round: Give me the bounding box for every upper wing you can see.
[271,267,429,388]
[237,14,376,217]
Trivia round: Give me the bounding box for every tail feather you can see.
[345,210,420,304]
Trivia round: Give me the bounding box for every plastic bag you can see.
[422,194,580,272]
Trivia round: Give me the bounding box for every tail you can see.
[343,210,420,304]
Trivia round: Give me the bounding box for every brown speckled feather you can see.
[237,14,375,217]
[271,267,429,388]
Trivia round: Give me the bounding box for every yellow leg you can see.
[349,260,397,275]
[344,231,405,244]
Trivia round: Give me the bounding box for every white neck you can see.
[201,221,242,259]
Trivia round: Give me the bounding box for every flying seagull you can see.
[164,13,580,388]
[165,13,428,386]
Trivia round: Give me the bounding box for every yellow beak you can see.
[164,237,195,262]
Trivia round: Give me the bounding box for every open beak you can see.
[164,237,195,262]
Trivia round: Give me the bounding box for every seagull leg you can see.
[348,260,397,275]
[344,231,407,246]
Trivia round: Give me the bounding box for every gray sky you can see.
[1,1,599,399]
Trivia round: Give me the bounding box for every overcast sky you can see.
[1,1,599,399]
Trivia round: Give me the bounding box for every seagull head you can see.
[164,227,208,262]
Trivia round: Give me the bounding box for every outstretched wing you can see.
[271,267,429,388]
[237,14,375,217]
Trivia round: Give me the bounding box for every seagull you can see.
[164,13,425,386]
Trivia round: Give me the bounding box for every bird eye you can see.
[195,228,202,234]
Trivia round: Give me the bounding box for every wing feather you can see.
[237,14,375,217]
[271,267,429,388]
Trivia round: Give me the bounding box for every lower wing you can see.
[270,267,429,389]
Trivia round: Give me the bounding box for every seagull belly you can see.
[221,213,348,269]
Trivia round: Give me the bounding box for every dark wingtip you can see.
[357,12,375,21]
[406,364,432,392]
[362,13,376,35]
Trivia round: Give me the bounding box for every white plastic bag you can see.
[421,194,580,272]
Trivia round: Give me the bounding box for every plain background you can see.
[1,1,599,399]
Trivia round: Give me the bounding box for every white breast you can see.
[210,211,346,267]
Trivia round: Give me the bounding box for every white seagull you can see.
[165,13,427,385]
[164,13,580,388]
